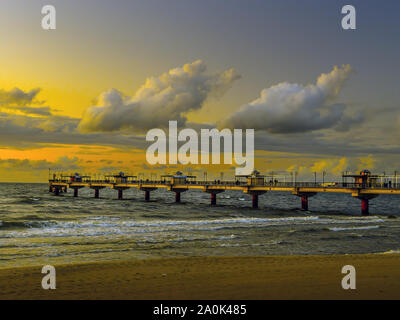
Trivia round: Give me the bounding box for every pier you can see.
[48,170,400,216]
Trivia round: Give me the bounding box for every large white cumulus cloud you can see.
[79,60,240,133]
[222,64,358,133]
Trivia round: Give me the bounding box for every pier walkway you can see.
[48,170,400,216]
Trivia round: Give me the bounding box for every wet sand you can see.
[0,254,399,299]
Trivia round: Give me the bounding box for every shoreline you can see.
[1,253,400,299]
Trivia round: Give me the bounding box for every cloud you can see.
[308,155,380,176]
[0,112,149,149]
[0,87,56,117]
[357,154,376,171]
[10,106,52,116]
[78,60,240,133]
[222,64,357,133]
[286,164,308,175]
[0,87,41,106]
[310,157,348,174]
[0,66,394,164]
[35,115,79,132]
[0,156,80,171]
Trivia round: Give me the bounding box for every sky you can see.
[0,0,399,182]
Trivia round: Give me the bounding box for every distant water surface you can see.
[0,183,400,268]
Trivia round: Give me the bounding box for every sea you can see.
[0,183,400,268]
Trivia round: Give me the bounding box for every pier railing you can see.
[47,178,400,189]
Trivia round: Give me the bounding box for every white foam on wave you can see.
[329,225,380,232]
[0,216,321,239]
[48,216,323,229]
[126,216,321,227]
[0,215,387,240]
[215,234,237,240]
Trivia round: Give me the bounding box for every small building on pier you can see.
[342,170,379,188]
[105,172,137,184]
[236,170,265,186]
[62,173,90,183]
[161,171,196,184]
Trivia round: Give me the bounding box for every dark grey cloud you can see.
[0,109,396,161]
[11,106,53,116]
[0,112,148,149]
[0,156,80,171]
[254,131,400,158]
[0,87,41,106]
[0,87,53,116]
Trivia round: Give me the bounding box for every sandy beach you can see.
[0,254,399,300]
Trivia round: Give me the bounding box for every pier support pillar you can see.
[252,194,259,209]
[140,187,157,202]
[204,189,224,206]
[49,185,52,193]
[90,186,105,199]
[73,188,79,197]
[301,196,308,211]
[292,191,316,211]
[170,188,187,203]
[113,187,129,200]
[353,193,378,216]
[361,198,369,216]
[244,190,266,209]
[211,193,217,205]
[168,187,188,203]
[54,187,60,196]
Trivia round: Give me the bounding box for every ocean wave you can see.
[0,214,387,239]
[328,225,380,232]
[1,216,321,230]
[60,216,384,230]
[214,234,237,240]
[120,216,321,227]
[218,243,241,247]
[0,220,57,230]
[8,198,41,205]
